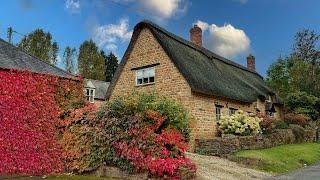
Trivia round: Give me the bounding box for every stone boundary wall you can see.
[195,129,317,156]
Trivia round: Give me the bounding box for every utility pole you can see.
[6,27,26,44]
[7,27,13,44]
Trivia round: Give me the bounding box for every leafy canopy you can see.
[101,51,119,82]
[266,29,320,120]
[18,29,59,65]
[78,40,105,80]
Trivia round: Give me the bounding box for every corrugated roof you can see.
[107,20,282,104]
[0,38,75,78]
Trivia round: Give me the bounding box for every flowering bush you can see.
[108,92,191,140]
[103,110,196,178]
[0,69,84,175]
[60,93,196,178]
[257,114,276,134]
[218,110,262,136]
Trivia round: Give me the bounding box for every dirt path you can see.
[186,153,271,180]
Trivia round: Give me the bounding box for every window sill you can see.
[135,82,155,87]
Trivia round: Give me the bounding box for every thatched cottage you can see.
[106,20,283,142]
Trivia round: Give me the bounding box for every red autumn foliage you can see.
[112,110,196,178]
[0,69,84,175]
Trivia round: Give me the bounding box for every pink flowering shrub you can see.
[98,94,197,178]
[107,111,196,178]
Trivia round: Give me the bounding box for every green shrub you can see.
[108,92,191,140]
[289,124,306,143]
[218,110,262,136]
[286,91,320,120]
[274,120,289,129]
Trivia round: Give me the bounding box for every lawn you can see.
[234,143,320,174]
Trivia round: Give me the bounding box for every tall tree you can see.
[63,46,77,74]
[101,50,119,82]
[292,29,320,91]
[266,57,291,99]
[78,40,105,80]
[18,29,59,65]
[267,29,320,98]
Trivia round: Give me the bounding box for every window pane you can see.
[137,70,143,77]
[86,89,89,96]
[149,76,155,83]
[215,105,222,121]
[145,68,155,77]
[143,77,149,83]
[90,89,94,95]
[137,78,143,85]
[150,68,155,76]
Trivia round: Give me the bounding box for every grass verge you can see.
[233,143,320,174]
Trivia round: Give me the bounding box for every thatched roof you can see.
[107,20,281,104]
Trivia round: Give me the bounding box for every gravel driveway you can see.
[186,153,271,180]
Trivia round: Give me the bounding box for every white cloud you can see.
[195,20,250,58]
[65,0,80,13]
[137,0,187,20]
[92,18,133,52]
[112,0,188,20]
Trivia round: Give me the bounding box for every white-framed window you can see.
[85,88,95,103]
[215,105,223,121]
[229,108,238,116]
[136,67,155,86]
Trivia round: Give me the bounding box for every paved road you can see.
[273,163,320,180]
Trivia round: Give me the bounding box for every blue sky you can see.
[0,0,319,76]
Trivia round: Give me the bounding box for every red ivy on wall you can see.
[0,69,84,175]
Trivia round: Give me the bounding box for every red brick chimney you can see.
[190,24,202,46]
[247,54,255,71]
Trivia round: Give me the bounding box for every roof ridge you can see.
[139,20,263,79]
[0,38,75,78]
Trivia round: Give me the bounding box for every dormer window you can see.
[85,88,95,103]
[136,67,155,85]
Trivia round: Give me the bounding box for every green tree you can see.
[292,29,320,94]
[266,29,320,119]
[63,46,77,74]
[78,40,105,80]
[101,51,119,82]
[18,29,59,65]
[266,57,290,99]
